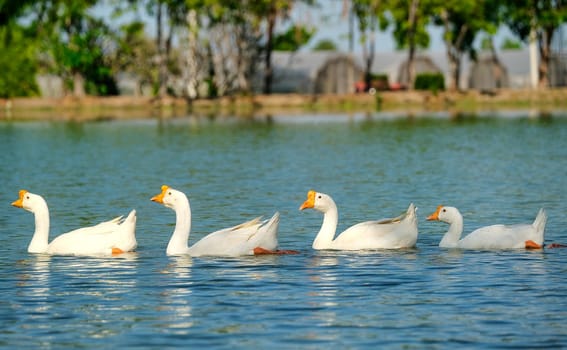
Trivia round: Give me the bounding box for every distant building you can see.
[548,53,567,87]
[493,49,532,88]
[466,50,565,89]
[397,55,443,88]
[361,51,407,89]
[33,48,567,98]
[468,53,509,91]
[252,49,567,94]
[254,51,364,94]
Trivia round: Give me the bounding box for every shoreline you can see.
[2,89,567,120]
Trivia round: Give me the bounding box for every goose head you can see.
[299,190,335,213]
[12,190,45,213]
[151,185,187,210]
[427,205,461,224]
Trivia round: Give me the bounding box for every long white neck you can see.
[312,200,339,250]
[166,195,192,255]
[28,200,50,253]
[439,212,464,248]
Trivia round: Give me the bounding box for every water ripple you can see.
[1,116,567,348]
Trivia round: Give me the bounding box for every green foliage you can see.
[414,73,445,93]
[205,77,218,98]
[480,36,493,51]
[352,0,390,88]
[1,0,564,97]
[352,0,389,33]
[273,25,314,51]
[0,0,35,27]
[0,27,39,98]
[389,0,434,50]
[502,0,567,87]
[500,37,522,50]
[112,21,157,90]
[434,0,499,53]
[52,20,118,95]
[311,39,337,51]
[430,0,501,90]
[502,0,567,42]
[45,11,118,96]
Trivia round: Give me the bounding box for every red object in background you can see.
[355,81,366,93]
[389,82,406,91]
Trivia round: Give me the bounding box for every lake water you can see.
[1,111,566,349]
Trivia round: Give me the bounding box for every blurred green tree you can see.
[26,0,118,96]
[111,21,158,96]
[312,39,338,51]
[433,0,500,91]
[352,0,389,91]
[502,0,567,88]
[0,26,40,97]
[389,0,435,90]
[0,0,40,97]
[273,25,315,51]
[500,37,522,50]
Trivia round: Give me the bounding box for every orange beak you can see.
[11,190,28,208]
[299,190,316,210]
[427,205,443,221]
[151,185,169,204]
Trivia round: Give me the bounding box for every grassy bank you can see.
[2,88,567,120]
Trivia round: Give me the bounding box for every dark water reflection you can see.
[1,112,566,348]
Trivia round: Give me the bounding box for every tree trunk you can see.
[163,14,174,96]
[185,9,199,99]
[361,24,375,91]
[73,71,85,97]
[236,25,250,93]
[365,30,375,90]
[441,10,467,91]
[454,56,461,91]
[206,41,217,98]
[263,3,276,95]
[156,3,167,98]
[407,0,419,90]
[538,27,554,88]
[447,53,458,91]
[529,26,538,89]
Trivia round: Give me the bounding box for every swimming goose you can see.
[426,205,546,249]
[299,190,418,250]
[151,185,287,256]
[12,190,137,256]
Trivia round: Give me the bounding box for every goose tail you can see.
[533,208,547,235]
[403,203,418,225]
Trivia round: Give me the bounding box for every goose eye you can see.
[442,209,446,212]
[318,195,322,199]
[26,196,30,200]
[168,192,172,195]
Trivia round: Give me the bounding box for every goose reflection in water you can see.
[50,254,139,302]
[17,254,52,300]
[158,255,194,332]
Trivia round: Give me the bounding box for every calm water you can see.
[1,112,566,349]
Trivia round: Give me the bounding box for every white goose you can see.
[426,205,547,249]
[151,185,283,256]
[12,190,137,256]
[299,190,418,250]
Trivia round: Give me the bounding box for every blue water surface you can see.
[1,112,566,349]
